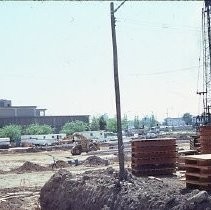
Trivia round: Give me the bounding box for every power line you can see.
[117,18,201,32]
[118,17,200,30]
[129,65,201,77]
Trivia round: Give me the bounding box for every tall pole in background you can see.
[110,2,125,180]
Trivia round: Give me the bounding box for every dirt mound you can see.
[40,168,211,210]
[50,160,70,169]
[12,161,48,173]
[83,155,109,166]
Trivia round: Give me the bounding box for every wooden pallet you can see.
[132,163,176,170]
[186,166,211,174]
[132,157,176,165]
[131,139,176,176]
[132,145,176,152]
[200,137,211,142]
[185,158,211,166]
[132,168,175,176]
[185,154,211,189]
[186,180,211,190]
[132,139,176,147]
[132,151,176,158]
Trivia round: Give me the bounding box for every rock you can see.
[187,191,208,204]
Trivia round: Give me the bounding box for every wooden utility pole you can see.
[110,2,125,181]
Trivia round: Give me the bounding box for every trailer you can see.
[0,138,11,149]
[21,134,66,147]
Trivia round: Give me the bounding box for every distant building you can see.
[0,99,46,117]
[164,117,186,127]
[0,99,89,132]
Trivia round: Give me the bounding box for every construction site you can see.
[2,1,211,210]
[0,137,201,210]
[0,131,210,210]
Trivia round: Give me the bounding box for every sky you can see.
[0,1,204,121]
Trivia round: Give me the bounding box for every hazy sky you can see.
[0,1,204,121]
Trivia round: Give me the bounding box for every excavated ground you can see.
[0,142,199,210]
[40,168,211,210]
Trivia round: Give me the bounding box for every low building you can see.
[0,99,46,117]
[164,117,186,127]
[0,99,89,132]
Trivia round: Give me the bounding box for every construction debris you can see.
[50,160,70,169]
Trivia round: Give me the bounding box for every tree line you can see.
[0,113,193,142]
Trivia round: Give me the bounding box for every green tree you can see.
[140,115,159,128]
[149,114,159,127]
[134,116,140,129]
[182,113,192,125]
[90,116,100,131]
[25,124,53,135]
[122,115,128,131]
[99,115,107,130]
[106,118,117,133]
[0,125,22,142]
[163,118,167,126]
[60,121,88,135]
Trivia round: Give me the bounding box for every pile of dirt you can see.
[50,160,70,169]
[83,155,109,166]
[12,161,48,173]
[40,168,211,210]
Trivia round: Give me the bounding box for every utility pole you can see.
[110,1,126,181]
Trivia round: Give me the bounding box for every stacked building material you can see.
[131,138,176,176]
[190,135,200,152]
[185,154,211,190]
[177,150,197,170]
[200,125,211,154]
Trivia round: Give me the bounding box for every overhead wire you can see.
[128,65,201,77]
[117,18,201,32]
